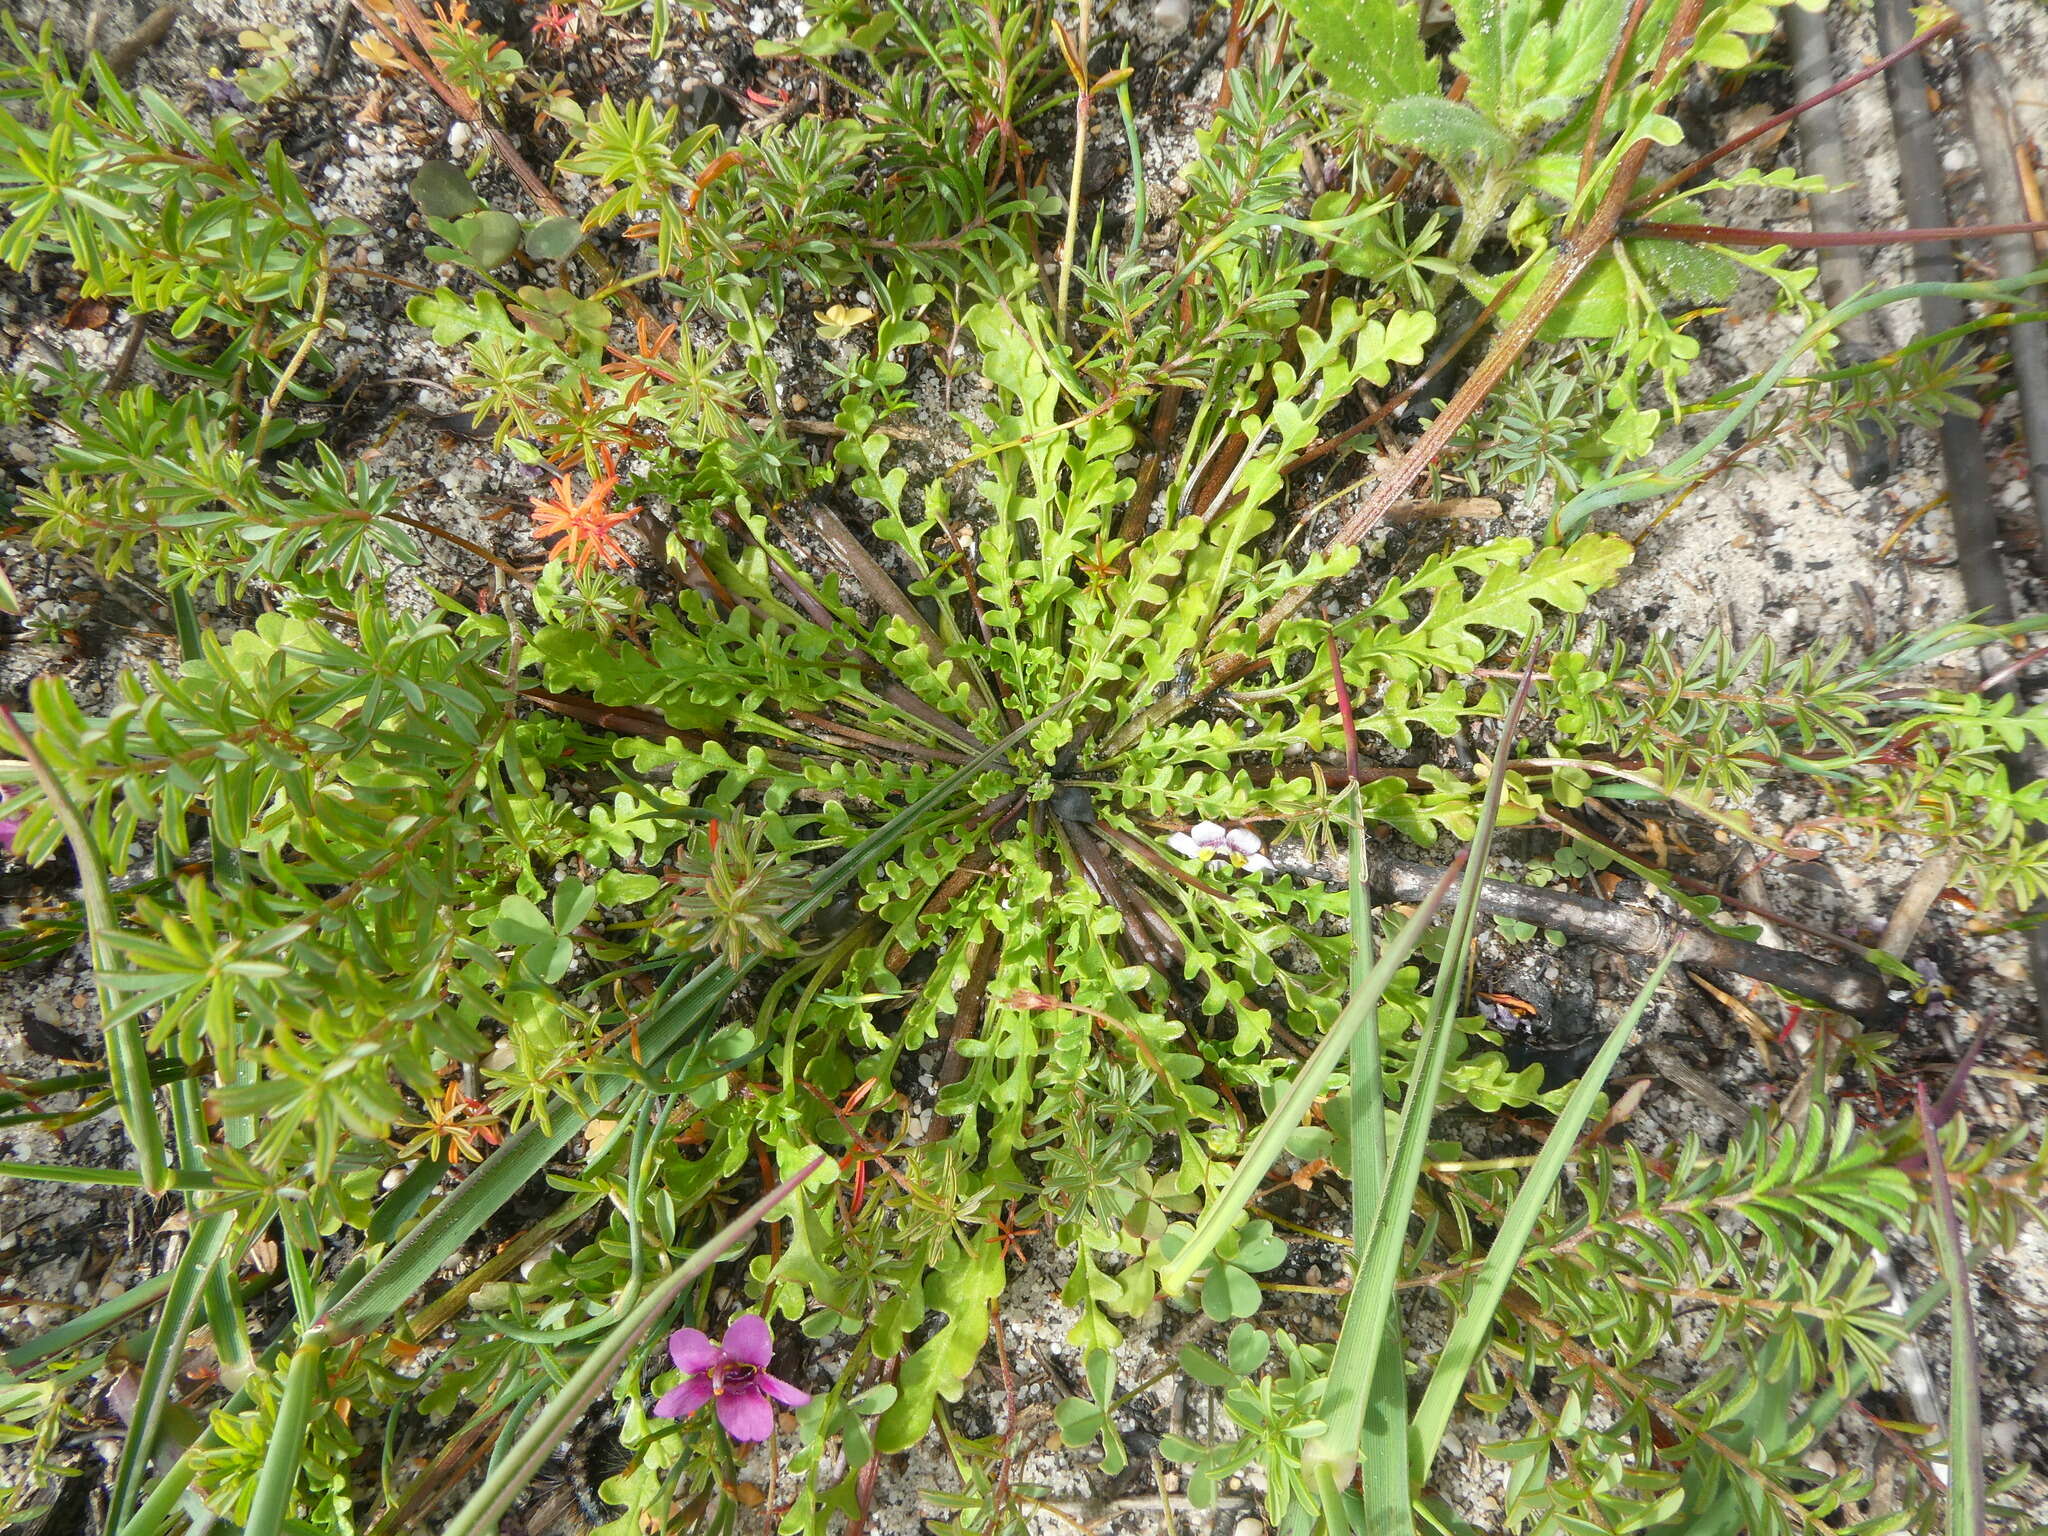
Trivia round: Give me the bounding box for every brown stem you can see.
[1284,263,1532,476]
[1786,3,1892,489]
[1576,0,1653,205]
[1625,218,2048,247]
[1275,847,1896,1020]
[1627,16,1961,214]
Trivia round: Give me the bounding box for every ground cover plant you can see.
[0,0,2044,1530]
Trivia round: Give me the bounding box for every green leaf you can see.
[1225,1323,1272,1375]
[1286,0,1435,122]
[523,214,586,262]
[408,160,483,219]
[1201,1262,1263,1321]
[457,209,524,269]
[1179,1347,1239,1390]
[1054,1397,1106,1443]
[1375,96,1513,169]
[874,1236,1005,1453]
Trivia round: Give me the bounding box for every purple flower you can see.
[653,1314,809,1442]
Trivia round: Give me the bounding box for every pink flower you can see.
[653,1314,809,1442]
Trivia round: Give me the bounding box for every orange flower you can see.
[529,462,638,576]
[530,1,579,47]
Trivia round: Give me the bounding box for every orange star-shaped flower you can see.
[529,463,637,576]
[530,1,579,48]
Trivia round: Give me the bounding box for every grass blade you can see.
[1305,654,1540,1507]
[1917,1086,1985,1536]
[242,1338,322,1536]
[106,1208,242,1526]
[1327,630,1410,1533]
[1,1271,173,1371]
[0,696,170,1195]
[1406,949,1677,1472]
[437,1155,828,1536]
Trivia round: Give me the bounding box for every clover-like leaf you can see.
[410,159,483,219]
[523,214,586,263]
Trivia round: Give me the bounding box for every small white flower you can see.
[1168,820,1273,876]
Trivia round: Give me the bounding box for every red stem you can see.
[1629,17,1962,213]
[1627,217,2048,247]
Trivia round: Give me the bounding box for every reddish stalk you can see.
[1626,218,2048,247]
[1627,15,1962,214]
[1576,0,1654,206]
[1284,260,1533,476]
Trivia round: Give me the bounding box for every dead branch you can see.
[1272,847,1898,1021]
[1786,4,1892,488]
[1876,0,2012,626]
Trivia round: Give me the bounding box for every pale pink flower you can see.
[1167,820,1274,874]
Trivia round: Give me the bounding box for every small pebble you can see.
[1154,0,1190,28]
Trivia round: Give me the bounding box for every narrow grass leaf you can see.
[0,698,170,1195]
[1406,948,1676,1473]
[242,1338,322,1536]
[1305,653,1539,1505]
[1917,1086,1985,1536]
[1,1271,174,1371]
[107,1209,242,1526]
[1330,646,1408,1536]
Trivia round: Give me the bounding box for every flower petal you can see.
[716,1387,776,1442]
[1225,828,1262,857]
[1167,832,1201,857]
[1190,820,1227,846]
[669,1327,719,1375]
[653,1375,715,1421]
[759,1372,812,1408]
[720,1313,775,1368]
[1244,854,1274,873]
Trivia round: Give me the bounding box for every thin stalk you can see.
[1624,218,2048,247]
[0,702,169,1195]
[1945,0,2048,558]
[1054,0,1096,340]
[1629,15,1961,213]
[1876,0,2010,627]
[1916,1089,1985,1536]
